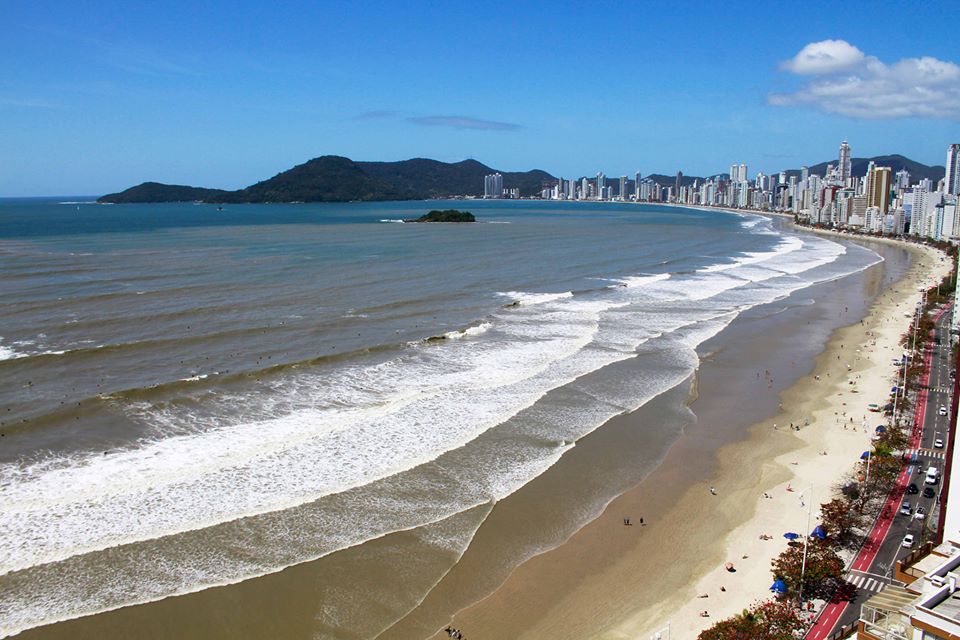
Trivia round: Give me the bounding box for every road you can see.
[806,302,953,639]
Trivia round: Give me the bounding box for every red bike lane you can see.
[805,304,948,639]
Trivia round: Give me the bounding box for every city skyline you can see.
[509,139,960,244]
[3,1,960,196]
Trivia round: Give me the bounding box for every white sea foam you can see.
[379,219,405,223]
[443,322,493,340]
[498,290,574,306]
[0,338,27,361]
[609,273,671,288]
[698,235,804,273]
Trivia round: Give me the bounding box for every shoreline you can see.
[431,228,950,639]
[621,237,950,638]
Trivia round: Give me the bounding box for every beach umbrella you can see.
[783,532,800,540]
[861,451,871,460]
[810,525,827,540]
[876,426,887,433]
[770,579,788,594]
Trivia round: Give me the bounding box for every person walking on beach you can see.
[710,487,717,495]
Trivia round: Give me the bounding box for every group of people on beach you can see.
[444,626,465,639]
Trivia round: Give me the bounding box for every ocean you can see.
[0,198,885,638]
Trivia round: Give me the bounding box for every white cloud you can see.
[780,40,866,75]
[770,40,960,119]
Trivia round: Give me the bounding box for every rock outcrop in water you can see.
[407,210,475,223]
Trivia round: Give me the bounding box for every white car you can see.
[939,406,948,416]
[915,506,926,520]
[900,501,912,516]
[902,533,915,548]
[935,438,945,449]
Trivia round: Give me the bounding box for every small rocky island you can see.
[406,209,476,223]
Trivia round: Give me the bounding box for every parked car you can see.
[900,501,912,516]
[935,438,944,449]
[924,487,936,499]
[939,406,948,416]
[902,533,915,548]
[907,483,919,494]
[915,506,926,520]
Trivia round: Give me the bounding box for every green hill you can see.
[98,156,555,203]
[98,182,230,204]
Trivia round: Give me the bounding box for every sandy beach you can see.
[427,233,950,640]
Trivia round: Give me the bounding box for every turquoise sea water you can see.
[0,198,882,636]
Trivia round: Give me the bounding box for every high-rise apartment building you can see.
[596,172,605,200]
[738,164,747,183]
[838,140,852,184]
[483,173,503,199]
[866,166,892,214]
[619,176,627,199]
[945,143,960,196]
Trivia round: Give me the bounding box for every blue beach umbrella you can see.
[783,532,800,540]
[861,451,871,460]
[811,525,827,540]
[770,579,788,594]
[876,426,887,433]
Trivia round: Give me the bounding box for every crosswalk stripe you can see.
[846,573,888,592]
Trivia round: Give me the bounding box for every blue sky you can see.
[3,0,960,196]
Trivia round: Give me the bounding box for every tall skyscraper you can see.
[729,164,739,183]
[838,140,852,184]
[675,171,683,197]
[738,164,747,183]
[866,166,892,214]
[596,172,605,200]
[945,144,960,196]
[483,173,503,198]
[619,176,627,199]
[635,171,641,199]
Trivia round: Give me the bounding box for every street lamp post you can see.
[798,486,813,607]
[864,451,872,491]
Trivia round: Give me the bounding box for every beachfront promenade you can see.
[806,303,956,638]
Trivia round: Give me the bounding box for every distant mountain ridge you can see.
[784,154,945,183]
[99,156,555,203]
[99,154,946,204]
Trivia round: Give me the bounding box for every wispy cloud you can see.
[29,26,198,77]
[354,110,398,120]
[769,40,960,119]
[0,97,59,109]
[407,115,521,131]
